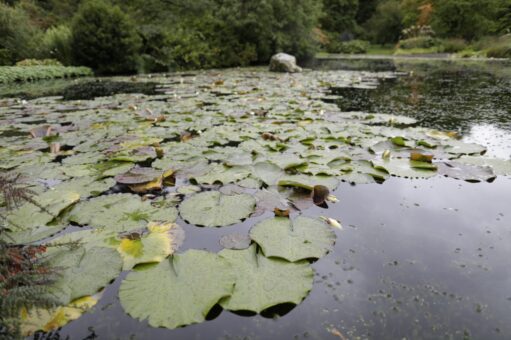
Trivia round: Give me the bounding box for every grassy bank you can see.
[0,65,93,83]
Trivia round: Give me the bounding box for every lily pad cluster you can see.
[1,67,509,334]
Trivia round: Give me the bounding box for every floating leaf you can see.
[115,167,173,193]
[5,189,80,232]
[46,246,122,305]
[29,125,52,138]
[437,162,496,183]
[219,233,252,250]
[179,191,255,227]
[190,164,250,185]
[249,216,336,262]
[119,250,235,329]
[219,244,313,313]
[410,152,433,163]
[21,295,100,336]
[68,194,178,232]
[457,156,511,176]
[116,222,184,270]
[372,159,437,179]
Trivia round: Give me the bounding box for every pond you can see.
[1,59,510,340]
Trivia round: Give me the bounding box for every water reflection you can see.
[463,124,511,159]
[325,59,511,134]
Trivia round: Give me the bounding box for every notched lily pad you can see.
[219,244,313,313]
[249,216,336,262]
[45,246,122,305]
[119,250,235,329]
[179,191,255,227]
[68,193,178,231]
[116,222,185,270]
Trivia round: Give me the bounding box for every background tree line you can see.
[1,0,510,74]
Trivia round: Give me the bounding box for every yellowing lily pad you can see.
[116,222,185,270]
[21,295,100,336]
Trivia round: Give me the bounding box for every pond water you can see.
[7,59,510,339]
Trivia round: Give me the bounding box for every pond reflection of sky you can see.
[53,61,511,340]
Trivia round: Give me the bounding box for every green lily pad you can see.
[119,250,235,329]
[52,177,115,198]
[46,246,122,305]
[68,194,178,232]
[252,161,285,186]
[5,189,80,232]
[249,216,336,262]
[190,164,250,185]
[457,156,511,176]
[219,244,313,313]
[437,162,496,183]
[372,159,438,179]
[179,191,255,227]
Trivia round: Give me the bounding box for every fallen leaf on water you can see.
[410,152,433,163]
[274,207,290,217]
[30,125,52,138]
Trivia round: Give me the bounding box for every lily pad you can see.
[190,164,250,185]
[21,294,100,336]
[372,159,437,179]
[46,246,122,305]
[457,156,511,176]
[219,233,252,250]
[179,191,255,227]
[249,216,336,262]
[219,244,313,313]
[437,162,496,183]
[68,193,178,232]
[116,222,184,270]
[119,250,235,329]
[5,189,80,232]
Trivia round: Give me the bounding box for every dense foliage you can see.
[70,1,142,74]
[0,0,509,72]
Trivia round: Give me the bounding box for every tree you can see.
[70,0,142,74]
[365,0,404,44]
[0,3,41,65]
[214,0,323,64]
[320,0,359,34]
[431,0,501,40]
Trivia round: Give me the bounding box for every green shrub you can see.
[39,25,73,65]
[70,0,142,74]
[165,24,220,70]
[441,38,468,53]
[398,36,438,49]
[0,65,93,83]
[0,3,41,65]
[326,39,370,54]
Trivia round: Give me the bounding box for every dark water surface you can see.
[36,60,511,340]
